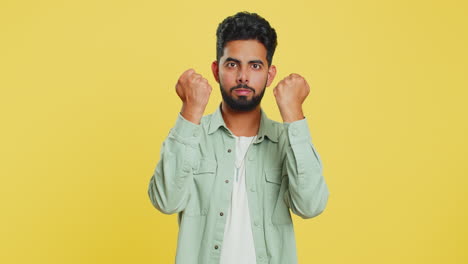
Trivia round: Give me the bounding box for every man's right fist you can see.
[175,69,212,124]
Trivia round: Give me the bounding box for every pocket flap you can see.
[195,158,217,174]
[264,167,283,184]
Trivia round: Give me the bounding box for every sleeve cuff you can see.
[284,118,312,145]
[169,113,203,146]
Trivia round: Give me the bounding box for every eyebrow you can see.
[225,57,264,65]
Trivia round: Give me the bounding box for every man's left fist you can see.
[273,73,310,122]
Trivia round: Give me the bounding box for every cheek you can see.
[251,73,269,86]
[219,71,236,85]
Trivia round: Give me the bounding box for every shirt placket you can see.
[245,144,269,263]
[210,131,236,262]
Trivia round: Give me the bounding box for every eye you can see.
[226,62,237,68]
[252,63,261,69]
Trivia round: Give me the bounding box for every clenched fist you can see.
[175,69,212,124]
[273,73,310,122]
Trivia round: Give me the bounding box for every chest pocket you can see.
[195,158,217,174]
[184,158,217,216]
[265,167,282,184]
[264,167,292,225]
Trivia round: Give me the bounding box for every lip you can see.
[233,89,252,96]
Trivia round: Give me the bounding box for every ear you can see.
[266,65,277,87]
[211,60,220,83]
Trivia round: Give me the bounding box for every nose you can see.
[236,67,249,85]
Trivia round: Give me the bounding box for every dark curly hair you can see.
[216,11,278,66]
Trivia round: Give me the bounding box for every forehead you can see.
[221,39,267,63]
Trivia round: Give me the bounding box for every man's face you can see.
[212,39,276,111]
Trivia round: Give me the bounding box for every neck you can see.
[221,102,261,137]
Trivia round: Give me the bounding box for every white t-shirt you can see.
[219,135,257,264]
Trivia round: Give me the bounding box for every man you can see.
[148,11,329,264]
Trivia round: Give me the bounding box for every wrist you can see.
[279,106,304,123]
[181,103,205,124]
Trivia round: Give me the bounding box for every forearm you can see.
[282,118,329,219]
[148,114,202,214]
[279,105,304,123]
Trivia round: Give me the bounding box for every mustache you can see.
[230,84,255,93]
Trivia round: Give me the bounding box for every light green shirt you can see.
[148,105,329,264]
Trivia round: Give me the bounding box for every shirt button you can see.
[220,212,224,216]
[298,163,304,172]
[250,187,256,192]
[193,130,199,137]
[225,180,229,183]
[248,155,254,161]
[227,149,232,153]
[292,127,299,136]
[214,245,219,250]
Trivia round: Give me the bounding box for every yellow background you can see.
[1,0,467,263]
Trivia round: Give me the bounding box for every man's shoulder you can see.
[200,112,215,127]
[265,115,288,140]
[196,111,218,134]
[200,112,215,123]
[266,116,283,127]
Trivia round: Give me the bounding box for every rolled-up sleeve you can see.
[148,114,202,214]
[283,118,329,219]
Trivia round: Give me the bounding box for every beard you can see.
[220,82,267,112]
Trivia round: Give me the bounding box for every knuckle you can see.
[184,69,195,78]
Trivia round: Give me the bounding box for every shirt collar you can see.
[207,104,279,144]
